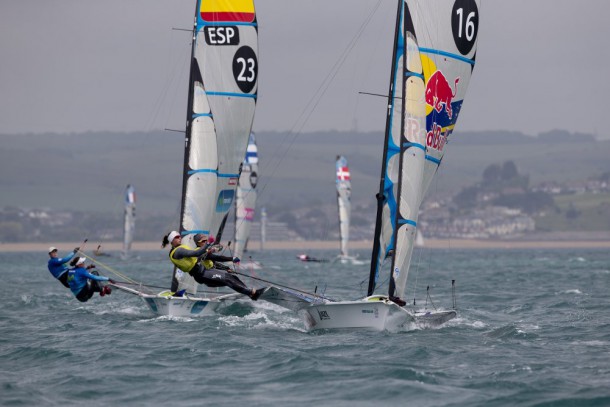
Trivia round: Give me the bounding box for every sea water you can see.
[1,248,609,406]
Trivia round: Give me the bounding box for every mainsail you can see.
[121,184,136,259]
[174,0,258,294]
[335,155,351,258]
[234,132,258,259]
[368,0,479,301]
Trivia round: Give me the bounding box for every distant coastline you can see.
[4,238,610,253]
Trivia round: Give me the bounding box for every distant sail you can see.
[122,184,136,259]
[174,0,258,295]
[335,156,351,258]
[234,132,259,259]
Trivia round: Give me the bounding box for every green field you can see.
[535,192,610,231]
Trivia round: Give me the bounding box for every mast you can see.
[367,0,404,296]
[178,0,201,237]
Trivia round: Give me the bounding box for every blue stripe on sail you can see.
[419,48,475,65]
[193,113,212,119]
[403,142,426,151]
[182,229,210,236]
[406,72,424,80]
[206,91,257,99]
[426,155,441,165]
[398,219,417,227]
[200,22,257,27]
[188,169,217,175]
[187,169,240,178]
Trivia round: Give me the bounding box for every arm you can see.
[75,268,110,281]
[206,253,233,263]
[83,271,109,282]
[59,252,76,265]
[171,245,209,260]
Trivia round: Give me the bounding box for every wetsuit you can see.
[47,251,76,288]
[169,245,251,297]
[67,267,109,302]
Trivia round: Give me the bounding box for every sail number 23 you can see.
[233,46,258,93]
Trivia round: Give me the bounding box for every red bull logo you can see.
[426,122,447,152]
[425,71,460,119]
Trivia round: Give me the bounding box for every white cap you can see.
[168,231,180,242]
[76,257,86,265]
[48,246,58,253]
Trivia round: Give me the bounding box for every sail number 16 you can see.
[451,0,479,55]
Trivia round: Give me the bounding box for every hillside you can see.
[1,129,608,217]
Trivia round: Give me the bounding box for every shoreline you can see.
[3,239,610,252]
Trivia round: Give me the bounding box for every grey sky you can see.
[1,0,609,138]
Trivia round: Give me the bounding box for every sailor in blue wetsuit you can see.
[47,246,79,288]
[67,257,114,302]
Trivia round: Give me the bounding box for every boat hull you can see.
[139,294,221,317]
[301,296,456,331]
[113,285,240,317]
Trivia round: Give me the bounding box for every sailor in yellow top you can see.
[162,231,266,300]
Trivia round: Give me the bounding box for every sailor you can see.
[67,257,114,302]
[47,246,79,288]
[162,231,266,300]
[193,233,236,271]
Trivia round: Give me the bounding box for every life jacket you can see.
[202,259,214,270]
[169,245,198,273]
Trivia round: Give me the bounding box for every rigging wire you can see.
[255,0,384,203]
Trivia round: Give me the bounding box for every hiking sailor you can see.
[67,257,114,302]
[47,246,79,288]
[162,231,266,300]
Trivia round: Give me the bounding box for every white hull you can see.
[301,296,456,331]
[113,285,242,317]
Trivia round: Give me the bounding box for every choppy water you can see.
[1,248,609,406]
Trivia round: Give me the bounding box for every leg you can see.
[58,272,70,288]
[200,268,252,297]
[88,271,105,293]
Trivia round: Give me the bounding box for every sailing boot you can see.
[250,287,267,301]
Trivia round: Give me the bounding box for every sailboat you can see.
[115,0,259,316]
[335,155,351,263]
[233,132,261,269]
[121,184,136,259]
[334,155,363,264]
[265,0,480,329]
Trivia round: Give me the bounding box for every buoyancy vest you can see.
[202,259,214,269]
[169,245,198,273]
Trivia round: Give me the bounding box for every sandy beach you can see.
[4,239,610,253]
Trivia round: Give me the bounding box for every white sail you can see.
[269,0,479,331]
[390,0,479,300]
[234,132,258,259]
[335,155,351,258]
[174,0,258,295]
[121,184,136,259]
